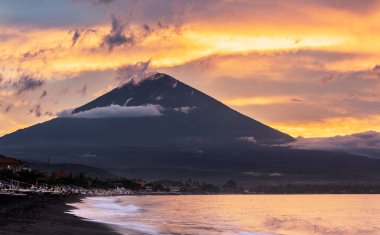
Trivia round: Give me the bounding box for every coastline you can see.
[2,193,380,235]
[0,196,120,235]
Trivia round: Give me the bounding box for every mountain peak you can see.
[73,73,198,113]
[145,72,177,82]
[63,73,294,144]
[122,72,178,87]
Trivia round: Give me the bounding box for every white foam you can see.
[68,196,158,235]
[88,219,159,235]
[92,202,141,213]
[84,196,142,213]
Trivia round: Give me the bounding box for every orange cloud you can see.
[223,96,300,107]
[0,20,351,82]
[272,115,380,138]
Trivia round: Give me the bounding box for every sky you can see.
[1,0,380,138]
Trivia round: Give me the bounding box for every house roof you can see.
[0,155,22,165]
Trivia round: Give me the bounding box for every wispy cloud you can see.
[116,61,151,84]
[4,104,13,113]
[223,96,303,107]
[320,73,337,84]
[12,76,44,94]
[78,85,88,96]
[58,104,163,119]
[40,90,47,99]
[71,30,80,47]
[173,106,196,114]
[238,136,257,143]
[29,104,42,117]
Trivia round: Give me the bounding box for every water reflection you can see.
[68,195,380,235]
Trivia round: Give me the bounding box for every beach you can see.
[0,195,119,235]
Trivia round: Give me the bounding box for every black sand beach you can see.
[0,196,119,235]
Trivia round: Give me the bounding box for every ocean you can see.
[67,195,380,235]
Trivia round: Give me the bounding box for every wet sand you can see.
[0,195,120,235]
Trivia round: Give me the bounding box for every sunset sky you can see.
[1,0,380,138]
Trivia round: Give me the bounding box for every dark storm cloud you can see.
[71,30,81,46]
[103,15,135,51]
[12,76,44,94]
[68,28,98,47]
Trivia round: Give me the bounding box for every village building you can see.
[0,154,22,172]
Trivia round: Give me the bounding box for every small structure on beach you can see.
[0,154,22,172]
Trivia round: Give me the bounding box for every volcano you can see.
[0,73,293,149]
[1,73,380,182]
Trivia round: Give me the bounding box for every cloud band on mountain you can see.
[58,104,163,119]
[283,131,380,158]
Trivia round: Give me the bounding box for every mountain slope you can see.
[0,73,293,148]
[73,73,293,144]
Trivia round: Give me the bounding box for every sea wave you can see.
[68,197,157,234]
[92,202,142,213]
[86,196,142,213]
[88,219,159,235]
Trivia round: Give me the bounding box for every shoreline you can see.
[1,193,380,235]
[0,195,120,235]
[2,193,380,235]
